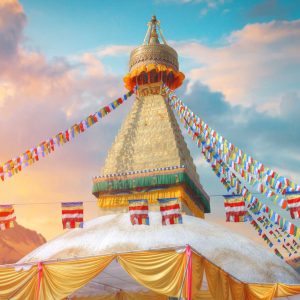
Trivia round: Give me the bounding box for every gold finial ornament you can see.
[123,16,185,91]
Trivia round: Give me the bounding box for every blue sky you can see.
[0,0,300,246]
[21,0,300,55]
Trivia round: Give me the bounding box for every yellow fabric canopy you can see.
[98,185,204,218]
[73,291,168,300]
[1,248,300,300]
[118,250,186,297]
[39,255,114,299]
[0,265,38,299]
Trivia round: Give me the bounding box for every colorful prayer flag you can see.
[275,248,284,259]
[61,202,83,229]
[0,204,16,231]
[223,194,248,222]
[158,198,182,225]
[0,166,4,181]
[286,191,300,219]
[128,199,149,225]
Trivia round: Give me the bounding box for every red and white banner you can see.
[0,204,16,231]
[286,192,300,219]
[158,198,182,225]
[128,199,149,225]
[223,195,248,222]
[61,202,84,229]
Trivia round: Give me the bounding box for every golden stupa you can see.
[13,16,300,300]
[93,15,209,218]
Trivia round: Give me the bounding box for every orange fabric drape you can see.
[120,291,168,300]
[202,255,300,300]
[275,283,300,297]
[123,64,185,90]
[228,276,246,300]
[73,291,168,300]
[204,260,231,300]
[245,284,277,300]
[98,185,204,218]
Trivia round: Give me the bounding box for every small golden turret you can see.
[123,15,185,92]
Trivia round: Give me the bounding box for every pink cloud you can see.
[175,20,300,110]
[0,0,131,239]
[0,0,25,60]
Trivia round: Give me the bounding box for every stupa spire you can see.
[143,15,167,46]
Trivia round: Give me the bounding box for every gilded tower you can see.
[92,16,210,217]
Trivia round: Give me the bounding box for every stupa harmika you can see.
[19,16,300,299]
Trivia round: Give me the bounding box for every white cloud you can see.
[0,0,129,239]
[96,45,135,58]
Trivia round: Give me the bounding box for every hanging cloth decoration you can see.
[0,88,136,182]
[286,191,300,219]
[61,202,84,229]
[223,194,249,222]
[128,199,149,225]
[158,198,182,225]
[0,204,16,231]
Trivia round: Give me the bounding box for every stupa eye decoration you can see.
[123,15,185,95]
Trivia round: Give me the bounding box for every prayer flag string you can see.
[163,86,300,241]
[0,88,136,182]
[163,86,300,212]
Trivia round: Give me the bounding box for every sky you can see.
[0,0,300,250]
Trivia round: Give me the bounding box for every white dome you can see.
[19,212,300,284]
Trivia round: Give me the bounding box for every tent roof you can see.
[19,212,300,284]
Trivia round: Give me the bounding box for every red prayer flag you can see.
[286,191,300,219]
[61,202,84,229]
[0,204,16,231]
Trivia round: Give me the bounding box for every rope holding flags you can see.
[163,86,300,240]
[163,85,300,212]
[0,87,137,183]
[162,87,300,260]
